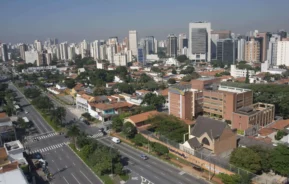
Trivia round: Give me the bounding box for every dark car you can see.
[83,120,90,125]
[140,154,148,160]
[34,152,42,159]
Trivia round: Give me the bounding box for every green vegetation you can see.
[180,66,195,74]
[64,78,76,89]
[176,55,189,63]
[24,88,41,99]
[218,173,252,184]
[245,70,249,84]
[148,114,188,143]
[167,78,176,84]
[215,71,230,77]
[0,84,16,116]
[181,73,200,82]
[151,142,169,156]
[275,130,287,140]
[82,112,96,121]
[230,145,289,176]
[141,93,165,109]
[67,125,80,146]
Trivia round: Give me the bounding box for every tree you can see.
[230,147,262,174]
[50,107,66,125]
[144,81,159,91]
[275,130,287,140]
[269,144,289,176]
[32,96,54,111]
[151,66,161,73]
[81,144,95,159]
[112,116,123,132]
[167,78,176,84]
[245,70,250,84]
[64,78,76,89]
[218,173,242,184]
[139,73,153,83]
[249,146,271,173]
[141,93,165,109]
[17,117,28,129]
[172,69,177,74]
[181,74,192,82]
[157,51,166,58]
[122,122,137,139]
[93,87,106,96]
[176,55,188,63]
[67,125,80,146]
[151,142,169,156]
[117,83,135,94]
[180,66,195,74]
[132,134,148,146]
[24,88,41,99]
[113,162,124,175]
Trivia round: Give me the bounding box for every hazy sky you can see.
[1,0,289,43]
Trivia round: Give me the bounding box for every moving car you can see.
[111,137,121,144]
[140,154,148,160]
[25,111,29,114]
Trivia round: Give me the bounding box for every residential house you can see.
[4,140,27,165]
[135,90,150,97]
[76,94,108,112]
[56,83,67,90]
[124,110,159,128]
[78,68,85,75]
[183,116,237,156]
[88,102,133,122]
[70,83,84,98]
[0,113,17,146]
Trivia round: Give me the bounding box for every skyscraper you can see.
[68,45,76,60]
[267,34,281,65]
[188,22,211,61]
[53,38,59,45]
[34,40,42,52]
[237,38,246,61]
[129,30,138,56]
[256,32,271,62]
[276,40,289,66]
[167,34,178,58]
[92,40,100,60]
[1,44,8,62]
[19,44,28,60]
[245,38,261,63]
[178,34,187,54]
[216,39,234,64]
[59,42,68,60]
[145,36,155,55]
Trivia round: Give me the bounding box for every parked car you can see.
[140,154,148,160]
[34,152,42,159]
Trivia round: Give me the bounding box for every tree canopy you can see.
[141,93,165,109]
[167,78,176,84]
[180,66,195,74]
[176,55,189,63]
[64,78,76,89]
[269,144,289,176]
[122,122,137,139]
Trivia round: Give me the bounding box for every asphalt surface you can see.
[98,136,208,184]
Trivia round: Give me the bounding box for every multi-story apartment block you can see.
[245,37,261,62]
[276,39,289,66]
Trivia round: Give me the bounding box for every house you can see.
[124,110,159,128]
[88,102,133,122]
[154,88,169,108]
[4,140,27,165]
[106,82,117,88]
[183,116,236,156]
[164,58,180,67]
[114,76,123,83]
[76,94,108,112]
[270,119,289,131]
[0,113,16,146]
[78,68,85,75]
[70,83,84,97]
[135,90,150,97]
[55,83,67,90]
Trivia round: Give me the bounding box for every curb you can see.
[112,135,212,184]
[12,83,55,132]
[67,145,104,184]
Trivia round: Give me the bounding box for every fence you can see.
[140,129,263,183]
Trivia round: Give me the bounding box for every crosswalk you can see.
[88,132,104,139]
[27,132,58,142]
[29,142,68,154]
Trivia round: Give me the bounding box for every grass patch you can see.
[237,129,244,135]
[34,107,61,132]
[119,174,129,181]
[168,153,191,166]
[69,144,114,184]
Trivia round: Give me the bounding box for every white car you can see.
[111,137,121,144]
[25,111,29,114]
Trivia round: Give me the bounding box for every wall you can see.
[169,92,181,118]
[232,113,249,130]
[214,128,236,156]
[182,92,193,119]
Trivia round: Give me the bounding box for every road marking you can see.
[80,170,94,184]
[63,176,70,184]
[145,164,151,168]
[71,173,81,184]
[168,169,174,173]
[179,171,185,175]
[52,160,54,162]
[154,175,159,179]
[59,157,62,160]
[73,162,76,166]
[161,172,165,175]
[139,167,144,171]
[66,155,70,158]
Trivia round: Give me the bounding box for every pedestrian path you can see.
[30,142,69,154]
[27,132,58,142]
[88,132,103,139]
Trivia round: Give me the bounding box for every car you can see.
[111,137,121,144]
[34,152,42,159]
[25,111,29,114]
[140,154,148,160]
[83,120,90,125]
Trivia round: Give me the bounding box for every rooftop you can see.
[169,84,192,95]
[0,166,28,184]
[270,119,289,130]
[125,110,159,124]
[218,85,251,94]
[196,76,216,81]
[90,102,133,111]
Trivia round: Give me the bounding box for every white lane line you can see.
[154,175,159,179]
[139,167,144,171]
[63,176,70,184]
[66,155,70,158]
[146,164,151,168]
[80,170,94,184]
[59,157,62,160]
[161,172,166,175]
[71,173,81,184]
[52,160,54,162]
[73,162,76,166]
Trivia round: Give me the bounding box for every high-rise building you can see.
[211,30,231,60]
[137,47,146,65]
[129,30,138,56]
[99,45,107,60]
[53,38,59,45]
[106,45,116,63]
[278,30,287,40]
[237,38,246,61]
[216,39,234,64]
[211,30,231,39]
[167,34,178,58]
[59,42,68,60]
[144,36,155,55]
[1,43,8,62]
[188,22,211,61]
[34,40,42,52]
[267,34,281,66]
[81,40,89,58]
[256,32,271,62]
[276,40,289,66]
[68,45,76,60]
[113,53,127,66]
[19,44,28,60]
[92,40,100,60]
[25,50,39,65]
[154,38,158,54]
[245,38,261,63]
[178,34,187,53]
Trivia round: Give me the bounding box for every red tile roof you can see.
[90,102,133,111]
[126,110,159,124]
[270,119,289,130]
[258,128,275,136]
[0,113,8,119]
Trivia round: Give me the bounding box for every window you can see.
[202,137,210,146]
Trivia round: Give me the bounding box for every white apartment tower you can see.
[237,38,246,61]
[129,30,138,56]
[59,42,68,60]
[276,40,289,66]
[267,34,281,66]
[92,40,100,60]
[188,22,211,62]
[34,40,42,52]
[68,45,76,60]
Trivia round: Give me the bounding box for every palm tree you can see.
[50,107,66,125]
[67,125,80,146]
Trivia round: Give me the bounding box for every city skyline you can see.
[1,0,289,43]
